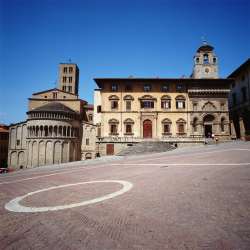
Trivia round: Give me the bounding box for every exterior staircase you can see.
[116,141,175,156]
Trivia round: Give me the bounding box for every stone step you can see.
[116,141,175,156]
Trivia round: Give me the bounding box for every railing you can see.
[97,136,205,143]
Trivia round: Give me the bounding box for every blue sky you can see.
[0,0,249,124]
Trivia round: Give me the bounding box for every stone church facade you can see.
[94,43,233,156]
[8,63,96,169]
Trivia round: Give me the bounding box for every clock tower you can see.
[192,42,218,79]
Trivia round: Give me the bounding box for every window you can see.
[220,103,225,110]
[16,139,20,146]
[203,54,209,64]
[88,114,93,121]
[176,84,183,91]
[53,92,57,99]
[68,86,72,92]
[176,100,185,109]
[241,75,245,82]
[161,84,169,92]
[141,100,154,109]
[241,87,247,103]
[111,83,118,91]
[97,105,102,113]
[176,96,185,109]
[69,67,73,73]
[69,77,72,83]
[162,118,172,135]
[126,124,132,133]
[232,82,235,88]
[161,100,171,109]
[63,96,66,99]
[205,68,209,73]
[176,118,186,134]
[63,76,67,83]
[126,101,131,111]
[110,124,117,135]
[193,103,198,111]
[144,84,151,92]
[111,100,118,109]
[124,118,134,135]
[125,84,132,91]
[62,86,66,91]
[163,124,170,133]
[178,124,184,133]
[86,138,89,145]
[196,57,199,63]
[44,95,47,99]
[213,57,217,63]
[63,67,67,73]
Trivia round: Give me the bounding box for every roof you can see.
[228,58,250,78]
[32,88,77,96]
[0,127,9,133]
[28,102,77,114]
[94,77,233,88]
[85,104,94,110]
[197,44,214,52]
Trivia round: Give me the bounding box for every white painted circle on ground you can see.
[5,180,133,213]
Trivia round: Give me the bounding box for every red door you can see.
[106,144,114,155]
[143,120,152,138]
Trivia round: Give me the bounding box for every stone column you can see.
[230,120,236,138]
[239,117,246,140]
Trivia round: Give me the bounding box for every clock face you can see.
[205,68,209,73]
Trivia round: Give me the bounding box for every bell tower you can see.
[58,63,79,95]
[192,42,218,79]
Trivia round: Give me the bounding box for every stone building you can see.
[94,43,233,156]
[8,63,96,169]
[228,58,250,139]
[0,124,9,168]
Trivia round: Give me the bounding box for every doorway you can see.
[106,144,114,155]
[203,114,214,138]
[143,120,152,138]
[204,124,212,138]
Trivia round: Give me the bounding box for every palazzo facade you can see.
[94,44,233,156]
[228,59,250,140]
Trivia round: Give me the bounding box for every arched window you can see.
[109,119,119,135]
[59,126,62,136]
[193,118,198,132]
[35,126,39,137]
[176,118,186,135]
[49,126,53,137]
[221,117,226,132]
[109,95,119,110]
[85,153,92,160]
[67,127,70,137]
[196,57,199,63]
[88,114,93,122]
[124,118,134,135]
[44,126,48,137]
[161,95,171,109]
[63,126,66,136]
[175,95,186,109]
[162,118,172,135]
[54,126,58,137]
[203,54,209,64]
[124,95,134,111]
[139,95,156,109]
